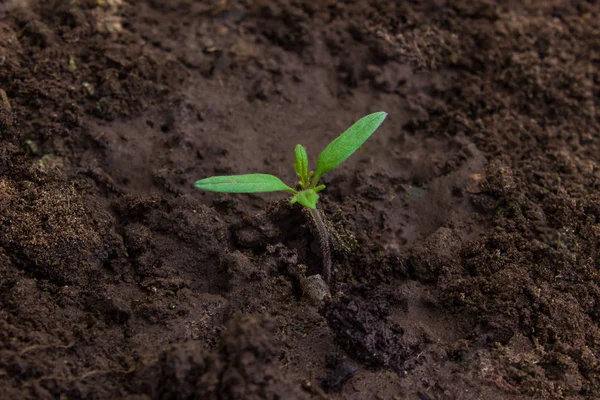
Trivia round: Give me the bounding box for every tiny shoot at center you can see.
[194,111,387,283]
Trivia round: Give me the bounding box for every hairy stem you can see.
[308,207,331,283]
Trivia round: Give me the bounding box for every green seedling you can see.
[194,111,387,283]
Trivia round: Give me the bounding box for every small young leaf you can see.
[314,184,326,193]
[314,111,387,183]
[294,144,309,183]
[290,189,319,209]
[194,174,294,193]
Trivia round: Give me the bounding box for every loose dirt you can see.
[1,0,599,399]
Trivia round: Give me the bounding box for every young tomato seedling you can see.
[194,111,387,283]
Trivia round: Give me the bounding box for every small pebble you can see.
[302,274,330,305]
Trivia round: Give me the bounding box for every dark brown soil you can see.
[1,0,599,398]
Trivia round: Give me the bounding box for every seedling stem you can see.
[307,206,331,283]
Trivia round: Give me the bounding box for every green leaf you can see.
[194,174,294,193]
[314,111,387,183]
[290,189,319,209]
[294,144,309,179]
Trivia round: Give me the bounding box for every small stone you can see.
[302,274,330,305]
[82,82,96,96]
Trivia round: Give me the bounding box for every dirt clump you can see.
[135,316,308,400]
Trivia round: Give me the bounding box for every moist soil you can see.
[1,1,599,399]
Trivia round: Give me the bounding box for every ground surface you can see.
[0,0,599,399]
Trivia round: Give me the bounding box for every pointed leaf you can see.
[314,112,387,182]
[294,144,309,179]
[194,174,294,193]
[290,189,319,209]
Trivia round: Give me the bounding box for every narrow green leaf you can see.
[314,184,326,193]
[294,144,309,178]
[314,112,387,183]
[290,189,319,209]
[194,174,294,193]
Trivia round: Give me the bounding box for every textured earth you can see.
[1,1,599,399]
